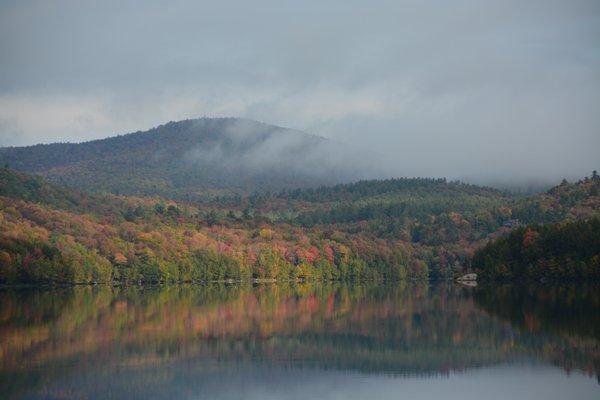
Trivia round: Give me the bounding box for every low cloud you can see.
[182,118,389,183]
[0,0,598,186]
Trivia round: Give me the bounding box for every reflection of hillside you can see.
[474,284,600,379]
[1,284,513,371]
[1,283,599,398]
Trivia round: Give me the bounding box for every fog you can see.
[182,118,390,183]
[0,0,598,186]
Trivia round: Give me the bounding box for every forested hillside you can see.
[0,167,598,284]
[0,118,385,199]
[0,169,506,284]
[0,168,83,211]
[472,218,600,281]
[473,173,600,281]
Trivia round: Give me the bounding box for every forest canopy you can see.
[0,167,598,284]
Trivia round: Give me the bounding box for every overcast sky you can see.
[1,0,598,184]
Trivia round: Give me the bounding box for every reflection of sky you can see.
[24,363,599,400]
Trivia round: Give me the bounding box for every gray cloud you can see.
[0,0,599,185]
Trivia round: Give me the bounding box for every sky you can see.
[0,0,599,184]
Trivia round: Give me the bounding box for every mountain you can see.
[0,118,386,199]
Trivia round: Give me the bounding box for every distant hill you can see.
[511,173,600,224]
[0,118,386,199]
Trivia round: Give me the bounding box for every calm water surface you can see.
[0,282,598,399]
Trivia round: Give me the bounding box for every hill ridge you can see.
[0,118,384,198]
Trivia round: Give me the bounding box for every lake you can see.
[1,282,598,399]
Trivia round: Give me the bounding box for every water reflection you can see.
[0,282,598,399]
[474,284,600,378]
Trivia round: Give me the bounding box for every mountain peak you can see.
[0,118,386,199]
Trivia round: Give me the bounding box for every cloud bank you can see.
[0,0,599,185]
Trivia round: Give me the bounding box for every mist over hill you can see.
[0,118,391,199]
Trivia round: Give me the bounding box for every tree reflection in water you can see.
[0,282,598,398]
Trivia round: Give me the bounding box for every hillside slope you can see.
[472,218,600,281]
[0,167,83,211]
[472,174,600,281]
[1,168,598,284]
[0,168,510,283]
[0,118,385,198]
